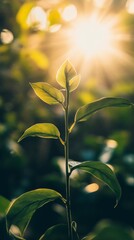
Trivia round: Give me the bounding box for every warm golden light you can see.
[94,0,108,8]
[62,4,77,22]
[106,139,118,148]
[1,29,14,44]
[126,0,134,14]
[47,9,131,81]
[26,6,47,30]
[84,183,99,193]
[71,15,115,59]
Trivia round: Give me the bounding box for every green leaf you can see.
[69,161,121,206]
[18,123,61,142]
[39,224,79,240]
[30,82,64,105]
[56,60,77,90]
[69,75,81,92]
[6,189,65,237]
[83,220,134,240]
[74,97,133,123]
[0,196,10,217]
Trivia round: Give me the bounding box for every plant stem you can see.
[64,86,73,240]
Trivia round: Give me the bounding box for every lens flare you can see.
[70,14,116,60]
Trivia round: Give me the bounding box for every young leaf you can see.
[39,224,79,240]
[74,97,133,124]
[56,60,77,91]
[18,123,61,142]
[6,189,65,237]
[0,195,10,217]
[30,82,64,105]
[69,75,81,92]
[69,161,121,206]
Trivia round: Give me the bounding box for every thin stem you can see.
[64,86,73,240]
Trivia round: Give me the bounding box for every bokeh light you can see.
[126,0,134,14]
[62,4,77,22]
[26,6,47,30]
[84,183,99,193]
[1,29,14,44]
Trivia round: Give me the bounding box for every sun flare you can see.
[70,14,116,60]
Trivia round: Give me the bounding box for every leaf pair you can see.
[6,160,121,239]
[56,60,80,92]
[30,60,80,108]
[18,97,133,142]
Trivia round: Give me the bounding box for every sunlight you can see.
[126,0,134,14]
[94,0,108,8]
[26,6,47,30]
[70,14,115,59]
[0,29,14,44]
[84,183,99,193]
[62,4,77,22]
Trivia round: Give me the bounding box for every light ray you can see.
[44,11,133,83]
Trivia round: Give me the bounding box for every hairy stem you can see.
[64,86,73,240]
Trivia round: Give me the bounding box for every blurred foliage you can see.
[0,0,134,239]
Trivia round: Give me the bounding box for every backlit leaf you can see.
[74,97,133,123]
[69,75,81,92]
[18,123,61,142]
[69,161,121,206]
[56,60,77,90]
[6,189,65,237]
[30,82,64,105]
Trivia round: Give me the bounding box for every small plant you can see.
[6,60,133,240]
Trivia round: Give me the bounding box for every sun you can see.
[70,14,116,60]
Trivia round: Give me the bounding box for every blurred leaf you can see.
[16,2,35,30]
[39,224,79,240]
[6,189,65,237]
[0,196,10,217]
[47,9,61,26]
[83,220,134,240]
[30,82,64,105]
[74,97,133,123]
[18,123,61,142]
[69,75,81,92]
[69,161,121,206]
[29,50,49,70]
[56,60,77,90]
